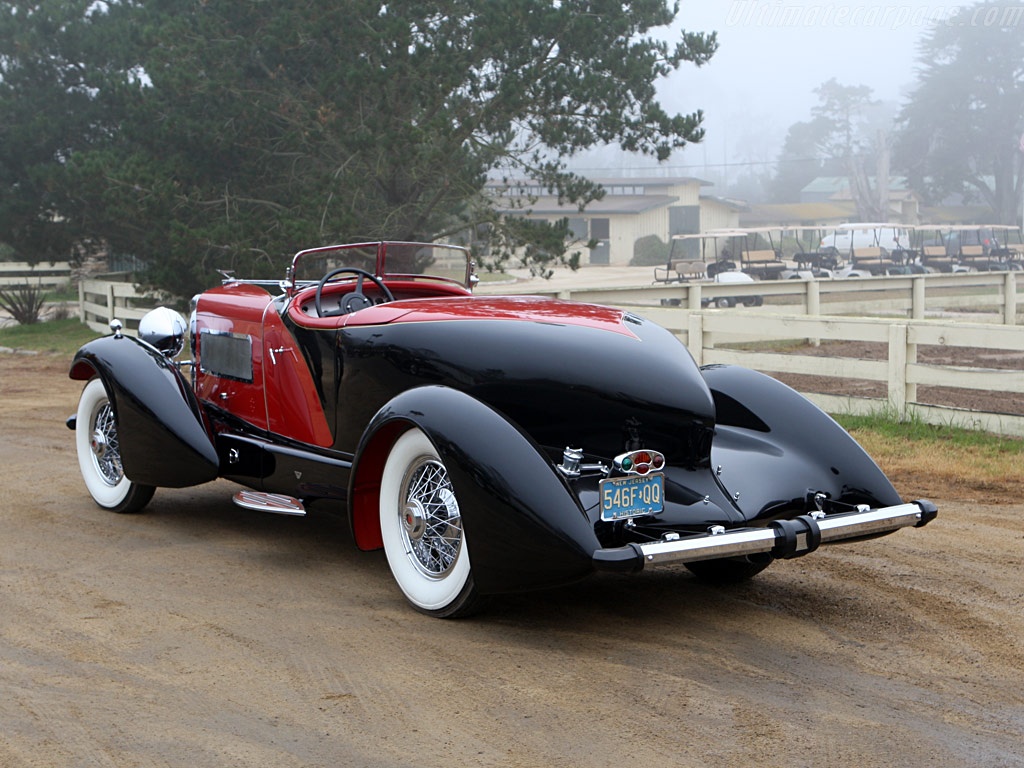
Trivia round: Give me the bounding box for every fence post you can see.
[106,283,116,323]
[888,323,910,419]
[805,278,820,346]
[1004,271,1017,326]
[912,276,926,320]
[78,280,86,324]
[687,312,705,366]
[687,282,702,310]
[805,278,819,316]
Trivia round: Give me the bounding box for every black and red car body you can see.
[68,242,936,617]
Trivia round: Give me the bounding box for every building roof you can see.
[801,176,911,195]
[585,176,713,188]
[701,194,750,213]
[487,175,712,189]
[495,194,679,216]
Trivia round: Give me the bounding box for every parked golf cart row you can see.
[654,224,1024,296]
[914,225,1024,272]
[817,224,1024,275]
[654,232,766,308]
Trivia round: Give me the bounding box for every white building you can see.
[492,177,745,266]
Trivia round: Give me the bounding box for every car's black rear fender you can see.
[350,385,600,595]
[701,364,903,522]
[69,335,219,488]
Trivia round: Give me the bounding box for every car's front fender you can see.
[351,386,600,595]
[70,335,219,488]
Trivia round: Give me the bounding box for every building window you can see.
[606,185,644,196]
[566,217,588,240]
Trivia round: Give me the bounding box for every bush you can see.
[0,283,47,325]
[630,235,669,266]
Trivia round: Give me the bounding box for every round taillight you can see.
[614,449,667,476]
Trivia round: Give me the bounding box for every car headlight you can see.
[138,306,188,358]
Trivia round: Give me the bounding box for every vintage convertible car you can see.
[67,242,937,617]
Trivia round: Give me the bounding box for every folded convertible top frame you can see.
[593,500,938,573]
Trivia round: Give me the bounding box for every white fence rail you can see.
[78,277,164,335]
[508,271,1020,326]
[627,309,1024,437]
[0,261,73,288]
[71,272,1024,436]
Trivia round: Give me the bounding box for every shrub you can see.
[0,283,47,325]
[631,235,669,266]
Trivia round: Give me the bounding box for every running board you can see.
[232,490,306,516]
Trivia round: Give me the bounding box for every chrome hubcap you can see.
[402,500,427,540]
[399,457,462,578]
[90,429,107,457]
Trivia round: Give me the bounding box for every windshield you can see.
[288,242,473,290]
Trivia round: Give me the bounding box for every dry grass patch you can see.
[837,414,1024,504]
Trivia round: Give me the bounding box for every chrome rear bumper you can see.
[592,500,937,573]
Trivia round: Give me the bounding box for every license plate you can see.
[599,473,664,521]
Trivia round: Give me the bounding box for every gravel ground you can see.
[1,352,1022,768]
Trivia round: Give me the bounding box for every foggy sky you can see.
[570,1,933,180]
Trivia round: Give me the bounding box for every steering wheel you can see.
[314,267,395,318]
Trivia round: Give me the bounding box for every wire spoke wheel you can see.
[379,428,479,617]
[400,457,463,578]
[75,378,154,514]
[90,401,124,486]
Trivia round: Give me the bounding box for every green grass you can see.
[834,411,1023,453]
[0,318,101,355]
[45,285,81,302]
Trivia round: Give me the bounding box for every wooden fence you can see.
[78,277,165,335]
[509,271,1021,326]
[635,310,1024,437]
[71,271,1024,436]
[0,261,73,288]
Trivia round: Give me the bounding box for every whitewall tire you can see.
[379,428,478,617]
[75,378,155,514]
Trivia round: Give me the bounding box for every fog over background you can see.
[571,1,950,186]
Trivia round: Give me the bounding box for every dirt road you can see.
[2,353,1022,767]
